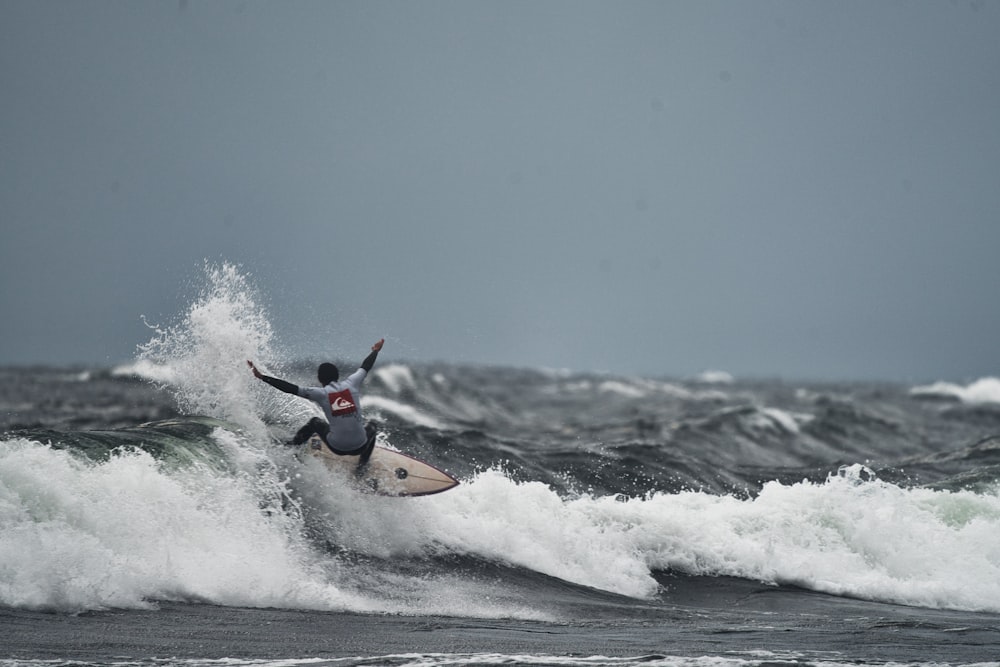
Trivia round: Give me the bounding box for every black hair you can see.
[317,362,339,385]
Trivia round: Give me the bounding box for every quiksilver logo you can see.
[328,389,357,415]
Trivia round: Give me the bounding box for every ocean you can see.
[4,264,1000,667]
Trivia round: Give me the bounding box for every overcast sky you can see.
[2,0,998,381]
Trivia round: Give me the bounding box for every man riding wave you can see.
[248,338,384,462]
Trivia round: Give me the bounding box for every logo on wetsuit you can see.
[328,389,357,416]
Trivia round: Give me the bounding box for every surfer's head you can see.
[317,363,339,385]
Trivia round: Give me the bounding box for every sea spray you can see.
[137,262,315,440]
[12,261,1000,621]
[89,262,547,619]
[0,434,345,613]
[370,464,1000,612]
[0,428,549,619]
[911,377,1000,405]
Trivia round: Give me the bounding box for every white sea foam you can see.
[596,378,725,402]
[598,380,647,398]
[694,370,735,384]
[910,377,1000,405]
[279,461,1000,612]
[0,434,350,613]
[24,262,999,619]
[136,262,311,438]
[364,395,446,430]
[747,407,813,434]
[0,434,543,619]
[111,358,179,383]
[374,363,417,393]
[1,263,534,617]
[410,464,1000,612]
[6,425,1000,616]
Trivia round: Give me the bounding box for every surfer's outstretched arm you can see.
[247,361,300,395]
[361,338,385,372]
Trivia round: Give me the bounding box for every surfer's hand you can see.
[247,360,263,379]
[372,339,384,352]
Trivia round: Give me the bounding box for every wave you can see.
[911,377,1000,405]
[692,369,736,384]
[111,358,179,384]
[5,420,1000,616]
[0,421,544,619]
[8,263,1000,619]
[0,424,310,613]
[422,464,1000,612]
[365,395,447,430]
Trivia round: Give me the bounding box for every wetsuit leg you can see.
[358,422,378,464]
[292,417,328,445]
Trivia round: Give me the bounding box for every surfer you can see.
[247,338,384,463]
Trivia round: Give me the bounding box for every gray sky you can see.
[2,0,999,382]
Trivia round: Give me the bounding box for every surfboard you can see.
[302,434,459,497]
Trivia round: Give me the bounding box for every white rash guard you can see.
[298,368,369,452]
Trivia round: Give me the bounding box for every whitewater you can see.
[3,263,1000,666]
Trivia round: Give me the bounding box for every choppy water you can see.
[4,263,1000,666]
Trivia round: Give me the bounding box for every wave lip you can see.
[111,359,179,383]
[693,369,735,384]
[910,377,1000,405]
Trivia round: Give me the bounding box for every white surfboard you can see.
[302,434,459,497]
